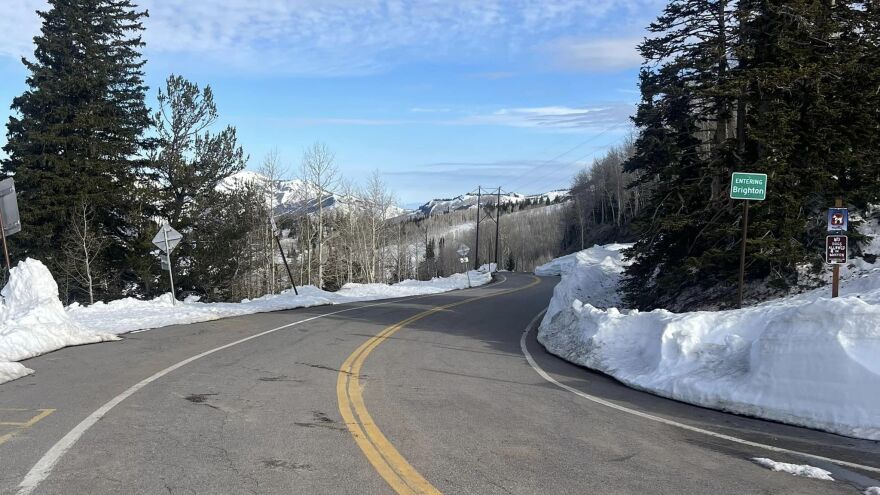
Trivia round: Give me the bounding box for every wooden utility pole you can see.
[494,187,501,272]
[474,187,482,270]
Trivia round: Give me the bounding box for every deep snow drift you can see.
[536,244,880,440]
[1,259,492,384]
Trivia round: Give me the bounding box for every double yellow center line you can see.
[336,275,541,494]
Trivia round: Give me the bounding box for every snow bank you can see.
[537,244,880,440]
[69,269,491,335]
[0,259,118,380]
[0,259,491,384]
[751,458,834,481]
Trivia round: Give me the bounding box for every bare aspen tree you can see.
[300,143,339,288]
[258,148,289,294]
[62,202,108,304]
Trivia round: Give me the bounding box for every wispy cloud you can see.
[541,37,644,72]
[2,0,661,76]
[461,104,634,130]
[466,71,517,80]
[287,103,633,131]
[410,107,453,113]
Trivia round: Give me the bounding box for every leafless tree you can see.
[258,148,290,293]
[62,202,108,304]
[300,142,339,288]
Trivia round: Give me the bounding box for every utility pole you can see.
[494,187,501,272]
[474,186,482,270]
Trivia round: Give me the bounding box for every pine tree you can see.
[622,0,740,309]
[2,0,150,298]
[147,75,247,296]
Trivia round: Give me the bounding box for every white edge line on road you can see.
[520,309,880,476]
[15,288,485,495]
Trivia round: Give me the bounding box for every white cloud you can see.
[462,104,634,130]
[284,103,633,131]
[542,37,644,72]
[1,0,661,76]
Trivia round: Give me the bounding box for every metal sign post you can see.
[0,178,22,272]
[827,200,847,298]
[457,244,471,288]
[162,227,176,306]
[730,172,768,308]
[153,224,183,306]
[0,210,9,273]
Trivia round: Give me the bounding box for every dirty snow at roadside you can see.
[751,458,834,481]
[1,258,493,384]
[537,243,880,440]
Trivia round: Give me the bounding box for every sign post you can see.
[827,201,847,298]
[730,172,768,308]
[457,244,471,288]
[0,178,22,272]
[152,223,182,306]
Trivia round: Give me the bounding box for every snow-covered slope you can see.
[0,259,494,385]
[536,243,880,440]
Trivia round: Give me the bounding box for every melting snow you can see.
[751,458,834,481]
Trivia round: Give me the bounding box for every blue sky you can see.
[0,0,665,207]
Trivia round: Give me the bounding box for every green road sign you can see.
[730,172,767,201]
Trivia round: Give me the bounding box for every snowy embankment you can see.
[536,244,880,440]
[1,258,493,384]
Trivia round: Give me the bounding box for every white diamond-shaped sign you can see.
[457,244,470,257]
[152,224,183,253]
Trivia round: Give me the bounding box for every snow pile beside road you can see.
[0,261,491,384]
[0,259,118,381]
[536,243,632,312]
[538,244,880,440]
[751,458,834,481]
[71,269,492,335]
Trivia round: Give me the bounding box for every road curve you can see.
[0,272,877,494]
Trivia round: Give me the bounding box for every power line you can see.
[502,122,629,194]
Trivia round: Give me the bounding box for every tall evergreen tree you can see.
[2,0,150,298]
[622,0,741,309]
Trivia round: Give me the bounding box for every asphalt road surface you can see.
[1,273,878,494]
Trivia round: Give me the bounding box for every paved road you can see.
[1,273,878,494]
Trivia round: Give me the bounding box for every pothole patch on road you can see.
[184,393,219,408]
[261,459,313,472]
[294,411,346,432]
[258,374,304,383]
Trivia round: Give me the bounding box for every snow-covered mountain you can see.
[219,171,405,218]
[220,170,568,220]
[414,189,569,217]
